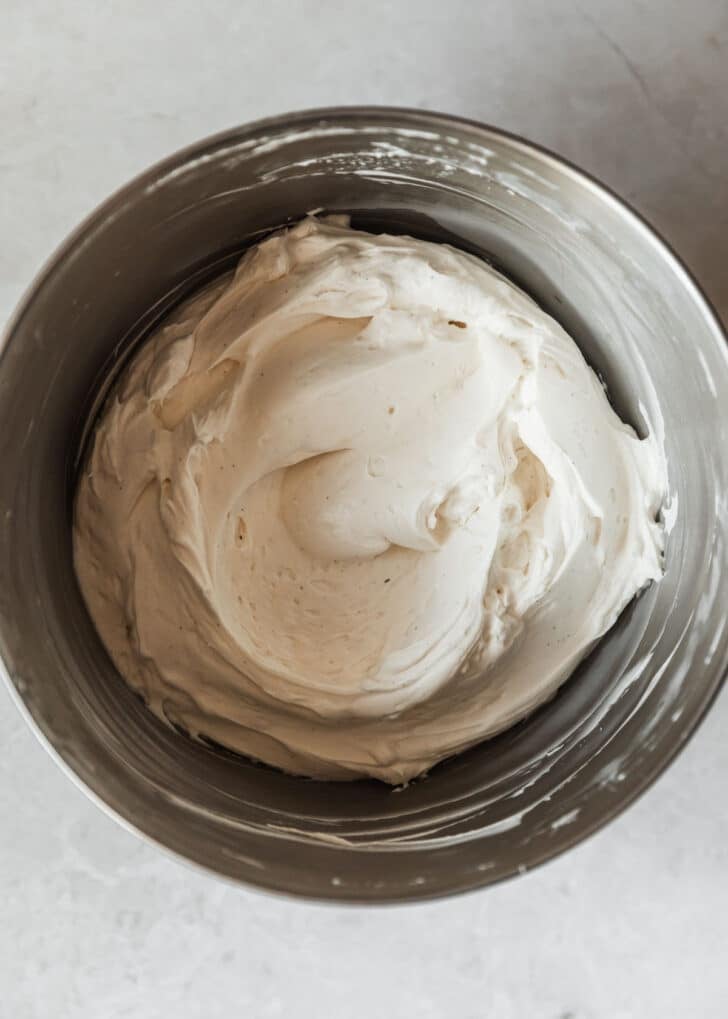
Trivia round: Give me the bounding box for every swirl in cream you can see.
[74,218,666,782]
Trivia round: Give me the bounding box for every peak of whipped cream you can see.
[74,218,666,782]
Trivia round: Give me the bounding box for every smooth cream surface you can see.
[74,219,666,782]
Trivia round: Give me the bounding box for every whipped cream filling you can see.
[74,218,666,782]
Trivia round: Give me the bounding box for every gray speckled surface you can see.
[2,2,727,1015]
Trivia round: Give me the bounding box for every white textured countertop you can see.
[2,2,727,1016]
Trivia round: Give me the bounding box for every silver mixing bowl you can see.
[1,108,727,902]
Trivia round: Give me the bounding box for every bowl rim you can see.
[1,105,727,904]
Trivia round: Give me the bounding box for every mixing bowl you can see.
[1,107,727,903]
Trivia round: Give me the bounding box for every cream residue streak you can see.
[74,218,666,783]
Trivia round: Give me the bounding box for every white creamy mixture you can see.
[74,218,666,783]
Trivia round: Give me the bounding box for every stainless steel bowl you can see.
[1,107,727,903]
